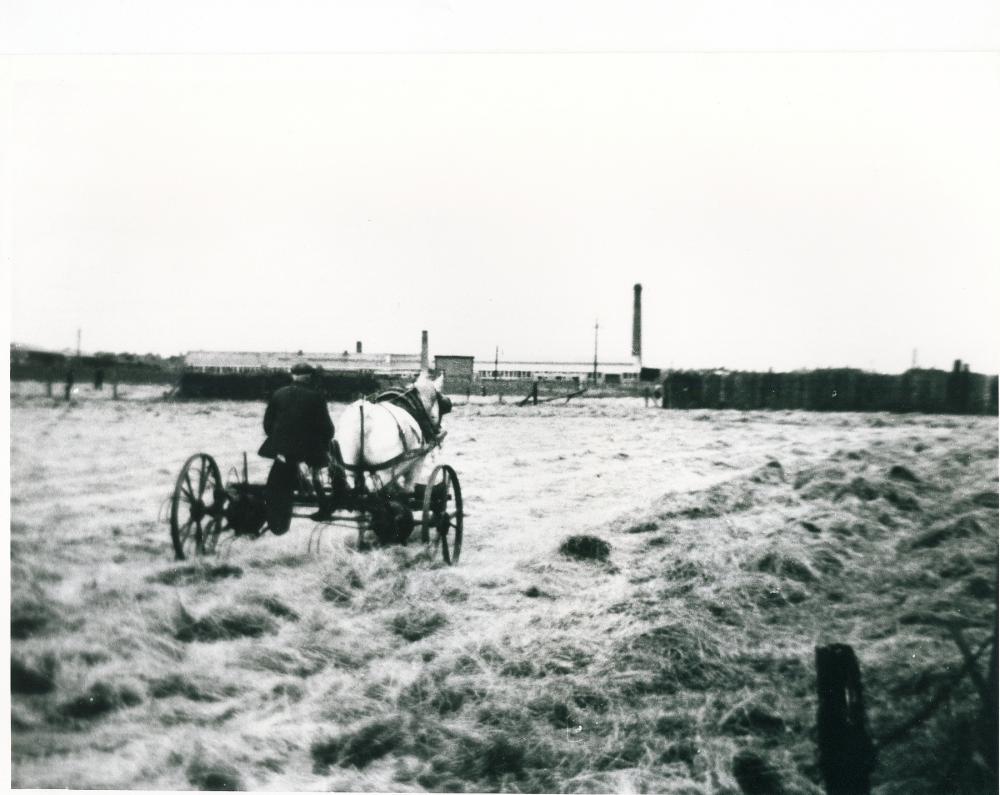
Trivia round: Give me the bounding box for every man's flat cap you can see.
[291,363,316,375]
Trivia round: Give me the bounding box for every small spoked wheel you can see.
[421,464,463,565]
[170,453,226,560]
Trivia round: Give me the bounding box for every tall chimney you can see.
[632,283,642,367]
[356,341,362,354]
[420,330,429,370]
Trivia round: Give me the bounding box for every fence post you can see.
[815,644,877,795]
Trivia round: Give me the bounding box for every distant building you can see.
[183,350,424,378]
[434,355,475,391]
[473,359,640,385]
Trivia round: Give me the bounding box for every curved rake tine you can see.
[177,517,196,546]
[218,534,238,561]
[157,494,173,523]
[308,524,323,554]
[312,525,328,554]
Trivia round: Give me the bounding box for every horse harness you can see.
[338,387,449,473]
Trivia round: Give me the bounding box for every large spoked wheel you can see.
[420,465,463,565]
[170,453,226,560]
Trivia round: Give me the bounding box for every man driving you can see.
[258,363,334,531]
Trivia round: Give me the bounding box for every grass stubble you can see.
[8,394,998,792]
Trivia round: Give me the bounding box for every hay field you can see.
[9,387,999,792]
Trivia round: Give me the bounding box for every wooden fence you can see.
[662,362,998,415]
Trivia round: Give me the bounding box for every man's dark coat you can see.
[258,384,334,467]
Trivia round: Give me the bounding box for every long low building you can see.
[184,351,641,387]
[473,359,641,385]
[184,350,424,377]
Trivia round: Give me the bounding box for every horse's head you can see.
[413,370,452,427]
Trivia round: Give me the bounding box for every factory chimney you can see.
[356,341,362,354]
[420,330,429,370]
[632,283,642,368]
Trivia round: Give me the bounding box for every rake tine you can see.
[949,624,991,703]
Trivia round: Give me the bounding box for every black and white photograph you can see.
[4,2,999,792]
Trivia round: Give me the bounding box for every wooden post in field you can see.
[45,378,52,397]
[815,644,877,795]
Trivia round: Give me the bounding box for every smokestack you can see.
[356,341,362,354]
[632,283,642,367]
[420,330,429,370]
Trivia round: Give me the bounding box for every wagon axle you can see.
[168,453,463,564]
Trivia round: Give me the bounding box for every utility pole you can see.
[76,328,81,359]
[494,345,502,403]
[592,319,599,384]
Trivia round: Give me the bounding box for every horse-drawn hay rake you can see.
[169,440,463,565]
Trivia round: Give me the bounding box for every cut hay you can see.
[751,548,819,584]
[559,535,611,562]
[10,396,999,792]
[389,606,447,641]
[148,672,239,702]
[906,515,985,550]
[57,680,142,720]
[10,654,58,695]
[173,602,279,643]
[148,564,243,586]
[10,591,60,640]
[185,748,245,791]
[311,717,405,771]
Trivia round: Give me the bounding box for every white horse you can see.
[333,371,450,494]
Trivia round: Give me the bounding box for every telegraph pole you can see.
[592,319,599,384]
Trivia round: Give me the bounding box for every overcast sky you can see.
[4,23,999,372]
